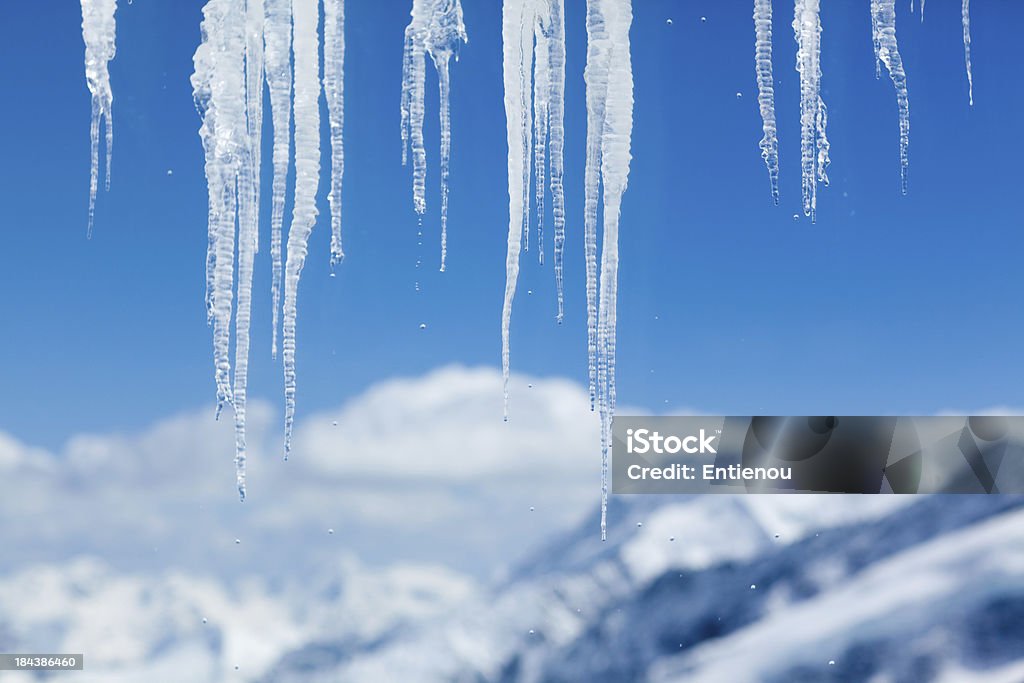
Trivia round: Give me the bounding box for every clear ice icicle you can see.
[324,0,345,267]
[754,0,779,204]
[583,0,633,540]
[401,0,468,271]
[962,0,973,106]
[80,0,117,237]
[282,0,321,458]
[500,0,567,419]
[264,0,292,359]
[871,0,910,195]
[192,0,246,422]
[793,0,829,222]
[233,0,265,501]
[501,0,536,420]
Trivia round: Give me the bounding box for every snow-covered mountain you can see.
[259,494,1024,682]
[0,555,474,683]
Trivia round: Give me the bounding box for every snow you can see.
[282,0,321,459]
[652,507,1024,682]
[872,0,911,194]
[80,0,117,237]
[400,0,468,271]
[754,0,779,204]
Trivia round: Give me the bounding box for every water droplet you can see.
[828,660,836,666]
[774,533,780,539]
[234,665,240,671]
[234,538,240,545]
[332,420,338,427]
[750,583,757,590]
[669,536,675,542]
[166,169,173,176]
[329,272,336,278]
[636,522,643,528]
[666,18,673,25]
[201,617,208,624]
[528,629,535,635]
[700,16,707,23]
[735,92,743,99]
[529,506,535,512]
[527,383,533,388]
[793,214,800,221]
[527,289,533,295]
[419,323,427,330]
[328,528,334,535]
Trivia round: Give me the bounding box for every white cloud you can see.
[0,365,605,579]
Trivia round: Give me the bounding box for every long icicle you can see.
[80,0,117,237]
[324,0,345,267]
[401,0,467,272]
[533,14,550,265]
[793,0,829,222]
[501,0,566,418]
[871,0,910,195]
[583,0,611,412]
[265,0,292,359]
[962,0,973,106]
[501,0,536,420]
[585,0,633,541]
[193,0,246,422]
[282,0,321,458]
[754,0,779,205]
[548,0,566,324]
[232,0,265,501]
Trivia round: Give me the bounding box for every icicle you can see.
[192,0,247,423]
[282,0,321,458]
[500,0,567,418]
[501,0,536,420]
[582,0,633,541]
[548,1,566,324]
[400,0,468,271]
[533,17,550,264]
[962,0,973,106]
[81,0,117,237]
[324,0,345,267]
[265,0,292,359]
[871,0,910,195]
[753,0,779,205]
[793,0,829,222]
[920,0,925,22]
[232,0,265,501]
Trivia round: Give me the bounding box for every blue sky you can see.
[1,0,1022,450]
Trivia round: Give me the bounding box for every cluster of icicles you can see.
[80,1,975,534]
[189,0,471,502]
[756,0,974,219]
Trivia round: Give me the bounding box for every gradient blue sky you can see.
[1,0,1021,450]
